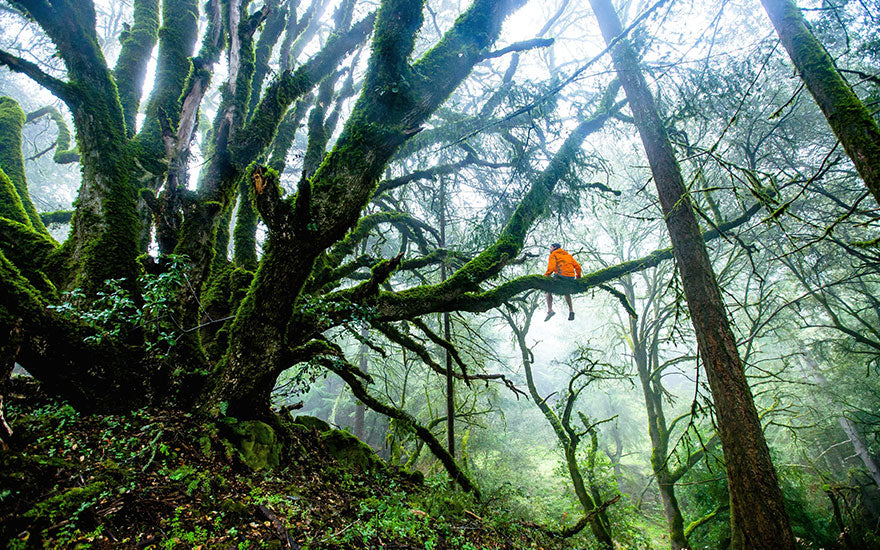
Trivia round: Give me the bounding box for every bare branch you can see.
[480,37,554,60]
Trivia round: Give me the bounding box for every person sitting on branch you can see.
[544,243,581,321]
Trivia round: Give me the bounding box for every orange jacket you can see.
[545,248,581,278]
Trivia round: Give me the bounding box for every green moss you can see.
[232,71,312,170]
[267,100,309,172]
[113,0,160,135]
[27,106,80,164]
[292,415,331,432]
[0,217,59,297]
[320,428,385,473]
[0,166,30,226]
[39,209,74,225]
[247,0,287,119]
[765,0,880,201]
[0,97,47,234]
[223,419,282,471]
[132,0,199,175]
[233,177,258,270]
[23,481,107,524]
[230,1,257,134]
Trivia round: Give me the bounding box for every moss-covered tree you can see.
[0,0,783,505]
[588,0,796,547]
[760,0,880,205]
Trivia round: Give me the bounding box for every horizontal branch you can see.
[369,199,765,321]
[481,37,554,60]
[39,210,74,225]
[0,49,72,103]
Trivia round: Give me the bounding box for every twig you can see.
[258,505,297,549]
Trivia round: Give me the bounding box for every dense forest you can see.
[1,0,879,548]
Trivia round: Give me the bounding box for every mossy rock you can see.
[292,415,331,432]
[222,419,282,471]
[219,498,250,519]
[320,429,384,474]
[406,469,424,484]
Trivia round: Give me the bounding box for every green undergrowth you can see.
[1,377,569,549]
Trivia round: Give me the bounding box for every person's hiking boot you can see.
[568,311,575,321]
[544,311,555,322]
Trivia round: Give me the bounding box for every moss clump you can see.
[222,419,282,471]
[0,218,58,298]
[23,481,108,524]
[39,209,75,225]
[292,415,331,432]
[320,429,385,473]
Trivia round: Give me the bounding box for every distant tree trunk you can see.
[760,0,880,205]
[508,307,614,548]
[354,328,368,440]
[621,278,688,550]
[440,176,455,460]
[589,1,796,548]
[799,349,880,490]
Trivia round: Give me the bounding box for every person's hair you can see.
[550,243,561,250]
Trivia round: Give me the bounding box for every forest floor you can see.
[1,376,573,549]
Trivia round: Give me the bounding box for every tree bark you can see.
[216,0,526,415]
[760,0,880,205]
[588,0,795,547]
[440,176,455,461]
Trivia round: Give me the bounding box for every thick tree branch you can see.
[0,49,73,103]
[247,0,289,119]
[132,0,200,174]
[113,0,160,136]
[368,198,765,321]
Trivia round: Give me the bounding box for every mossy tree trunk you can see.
[0,98,47,235]
[214,0,529,416]
[760,0,880,205]
[588,0,796,548]
[0,2,773,502]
